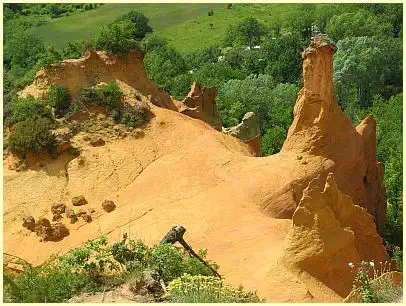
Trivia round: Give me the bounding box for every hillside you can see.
[28,3,225,50]
[4,36,394,302]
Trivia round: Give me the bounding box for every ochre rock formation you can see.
[174,82,222,131]
[223,112,261,156]
[278,173,388,297]
[5,36,389,302]
[19,50,178,111]
[280,34,387,233]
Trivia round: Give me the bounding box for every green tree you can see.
[326,9,393,42]
[115,10,153,40]
[93,20,139,54]
[333,36,402,109]
[226,17,266,48]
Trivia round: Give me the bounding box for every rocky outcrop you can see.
[279,173,388,297]
[19,50,177,111]
[223,112,261,155]
[22,216,35,232]
[280,34,387,233]
[175,82,222,131]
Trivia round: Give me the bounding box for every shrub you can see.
[102,81,123,110]
[116,103,149,127]
[10,97,52,124]
[48,84,69,117]
[8,118,55,157]
[166,274,262,303]
[79,86,104,105]
[115,10,153,40]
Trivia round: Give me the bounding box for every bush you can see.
[102,81,123,110]
[166,274,262,303]
[8,118,55,157]
[79,86,104,105]
[117,104,149,128]
[10,97,52,125]
[48,84,69,117]
[111,239,219,283]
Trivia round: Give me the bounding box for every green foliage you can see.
[117,104,149,128]
[102,81,124,110]
[334,36,402,108]
[8,118,55,157]
[48,84,70,117]
[93,20,139,54]
[166,274,262,303]
[261,126,286,156]
[350,260,402,303]
[79,86,104,105]
[326,9,393,42]
[217,75,297,154]
[262,33,306,84]
[144,45,188,93]
[9,97,52,125]
[226,17,266,48]
[61,40,88,59]
[115,10,153,40]
[141,33,168,52]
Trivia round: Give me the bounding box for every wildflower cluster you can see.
[348,260,401,303]
[165,274,262,303]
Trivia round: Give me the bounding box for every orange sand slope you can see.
[4,35,389,302]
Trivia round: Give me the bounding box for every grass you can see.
[27,3,308,53]
[29,3,226,50]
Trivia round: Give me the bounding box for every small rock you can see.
[90,136,105,147]
[77,209,86,216]
[65,208,78,223]
[88,208,96,214]
[51,127,72,153]
[81,213,92,223]
[102,200,116,212]
[22,216,36,232]
[72,195,88,206]
[51,202,66,215]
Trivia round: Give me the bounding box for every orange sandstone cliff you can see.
[5,35,388,302]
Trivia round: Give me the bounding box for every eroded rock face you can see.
[175,82,222,131]
[281,34,387,233]
[223,112,261,155]
[279,173,388,297]
[51,128,71,154]
[19,50,177,111]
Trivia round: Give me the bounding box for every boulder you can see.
[72,195,88,206]
[65,207,78,223]
[102,200,116,212]
[34,218,52,239]
[81,213,92,223]
[51,202,66,215]
[22,216,35,232]
[49,222,70,241]
[51,127,71,154]
[90,136,105,147]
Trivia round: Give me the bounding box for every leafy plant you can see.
[102,81,123,110]
[117,103,149,127]
[8,118,55,157]
[9,97,52,125]
[79,85,104,105]
[48,84,70,117]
